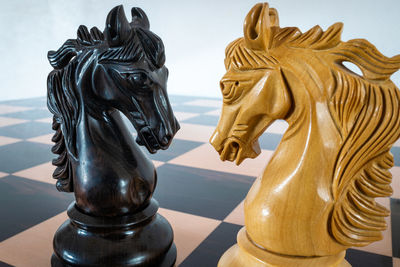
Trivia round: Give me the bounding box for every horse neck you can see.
[262,63,342,195]
[77,109,137,157]
[73,58,148,170]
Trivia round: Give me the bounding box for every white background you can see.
[0,0,399,101]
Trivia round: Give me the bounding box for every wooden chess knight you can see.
[47,5,178,267]
[210,2,400,267]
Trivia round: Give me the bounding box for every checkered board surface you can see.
[0,95,399,267]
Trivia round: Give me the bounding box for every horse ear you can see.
[131,7,150,30]
[104,5,131,47]
[243,3,279,51]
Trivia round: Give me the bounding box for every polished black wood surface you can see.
[47,5,179,266]
[51,200,176,267]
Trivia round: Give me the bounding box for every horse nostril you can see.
[231,142,239,149]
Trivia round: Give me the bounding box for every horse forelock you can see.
[225,23,344,71]
[224,38,278,70]
[49,22,165,73]
[98,27,165,70]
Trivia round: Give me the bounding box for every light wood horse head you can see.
[211,2,400,250]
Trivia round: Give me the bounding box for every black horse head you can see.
[47,6,180,193]
[48,5,179,155]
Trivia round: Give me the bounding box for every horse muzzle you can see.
[158,116,180,148]
[136,126,160,153]
[136,117,180,154]
[210,130,260,165]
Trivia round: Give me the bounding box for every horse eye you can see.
[132,72,153,86]
[132,73,145,83]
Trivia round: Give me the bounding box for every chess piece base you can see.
[218,227,351,267]
[51,200,176,267]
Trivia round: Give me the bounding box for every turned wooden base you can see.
[51,199,176,267]
[218,228,351,267]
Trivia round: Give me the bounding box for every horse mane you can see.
[225,21,400,246]
[47,50,80,192]
[99,26,165,70]
[328,40,400,246]
[47,66,78,192]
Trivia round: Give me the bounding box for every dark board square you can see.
[0,176,74,241]
[0,261,14,267]
[345,249,392,267]
[180,222,242,267]
[0,141,52,173]
[183,115,219,126]
[145,139,204,162]
[391,198,400,258]
[154,164,254,220]
[2,108,51,120]
[0,97,47,108]
[0,121,52,139]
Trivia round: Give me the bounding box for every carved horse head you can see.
[97,6,179,153]
[47,6,179,194]
[211,2,400,249]
[48,5,179,155]
[210,3,291,165]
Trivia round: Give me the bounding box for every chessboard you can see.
[0,95,399,267]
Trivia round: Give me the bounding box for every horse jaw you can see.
[120,108,158,154]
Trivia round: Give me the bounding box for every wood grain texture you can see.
[210,2,400,266]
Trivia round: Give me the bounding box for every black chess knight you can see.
[47,5,179,266]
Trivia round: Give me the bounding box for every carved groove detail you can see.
[51,117,73,192]
[329,58,400,246]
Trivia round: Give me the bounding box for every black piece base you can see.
[51,199,176,267]
[51,245,177,267]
